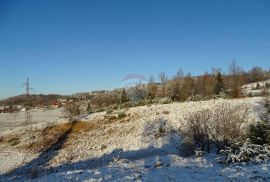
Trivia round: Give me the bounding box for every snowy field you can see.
[242,79,270,97]
[0,97,270,181]
[0,108,64,132]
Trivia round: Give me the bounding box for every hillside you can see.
[0,94,65,107]
[1,97,269,181]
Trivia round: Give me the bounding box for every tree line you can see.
[87,61,270,110]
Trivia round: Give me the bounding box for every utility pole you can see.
[23,77,33,137]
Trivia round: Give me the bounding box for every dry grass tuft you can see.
[8,137,21,146]
[71,121,97,134]
[0,134,21,147]
[24,121,97,153]
[26,122,72,153]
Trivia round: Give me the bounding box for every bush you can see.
[217,139,270,164]
[265,98,270,113]
[182,109,212,153]
[133,100,147,107]
[180,137,196,157]
[8,137,20,146]
[248,115,270,145]
[182,103,249,155]
[106,109,114,114]
[63,102,81,122]
[187,94,212,102]
[159,98,172,104]
[119,102,133,109]
[217,114,270,164]
[118,111,127,119]
[96,108,105,113]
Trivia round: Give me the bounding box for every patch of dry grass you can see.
[26,122,72,152]
[0,134,21,147]
[24,121,97,153]
[71,121,97,134]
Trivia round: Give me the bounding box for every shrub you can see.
[182,109,212,153]
[159,98,172,104]
[106,109,114,114]
[256,82,261,89]
[63,102,81,122]
[265,98,270,113]
[182,103,249,155]
[119,102,133,109]
[118,111,127,119]
[217,139,270,164]
[86,102,92,114]
[111,104,119,110]
[180,137,196,157]
[8,137,20,146]
[187,94,213,102]
[162,110,170,115]
[96,108,105,113]
[248,115,270,145]
[133,100,147,107]
[217,114,270,164]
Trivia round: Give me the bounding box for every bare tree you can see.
[91,92,119,107]
[147,75,157,99]
[159,72,168,97]
[183,73,196,99]
[248,66,265,83]
[197,72,215,97]
[228,61,244,98]
[64,102,81,122]
[170,69,184,101]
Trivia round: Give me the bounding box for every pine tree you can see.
[120,88,128,103]
[213,72,225,95]
[86,102,92,113]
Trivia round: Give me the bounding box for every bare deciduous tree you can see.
[249,66,265,83]
[169,69,184,101]
[228,61,244,98]
[159,72,168,97]
[64,102,81,122]
[147,75,157,99]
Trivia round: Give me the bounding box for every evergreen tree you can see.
[213,72,225,95]
[86,102,92,113]
[120,88,128,103]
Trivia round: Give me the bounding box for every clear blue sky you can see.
[0,0,269,99]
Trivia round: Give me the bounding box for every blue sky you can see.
[0,0,269,99]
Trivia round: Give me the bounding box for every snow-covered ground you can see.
[0,108,64,132]
[0,97,269,181]
[242,79,270,96]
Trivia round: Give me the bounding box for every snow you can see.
[0,108,64,132]
[31,155,270,181]
[242,79,270,97]
[0,97,270,181]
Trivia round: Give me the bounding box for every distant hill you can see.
[0,94,65,107]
